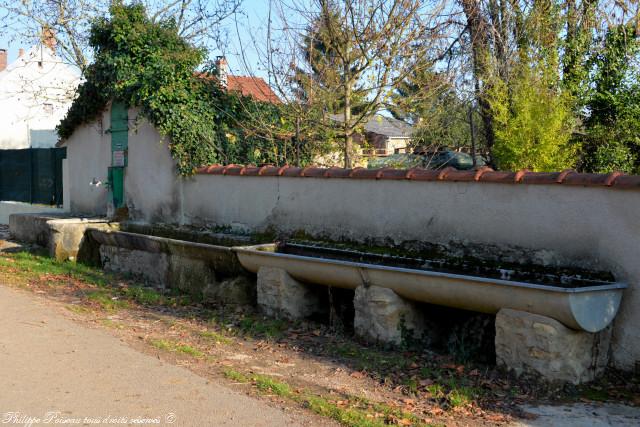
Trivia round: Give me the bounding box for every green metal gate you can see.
[0,148,66,205]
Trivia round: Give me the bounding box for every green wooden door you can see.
[109,102,128,208]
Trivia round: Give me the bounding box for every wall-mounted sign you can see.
[113,150,126,167]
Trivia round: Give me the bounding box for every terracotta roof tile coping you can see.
[195,165,636,189]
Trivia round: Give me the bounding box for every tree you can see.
[0,0,242,71]
[488,64,576,171]
[580,23,640,173]
[390,60,474,151]
[459,0,495,161]
[266,0,449,168]
[562,0,598,103]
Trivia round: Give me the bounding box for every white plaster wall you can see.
[63,110,110,216]
[63,106,181,222]
[182,175,640,370]
[62,159,70,212]
[125,116,181,222]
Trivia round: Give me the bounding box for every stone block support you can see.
[495,308,611,384]
[353,285,425,346]
[257,267,320,320]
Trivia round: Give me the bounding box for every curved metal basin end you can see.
[233,245,627,333]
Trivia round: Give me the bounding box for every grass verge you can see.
[222,368,436,427]
[149,339,205,358]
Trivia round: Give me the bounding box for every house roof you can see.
[330,114,413,138]
[227,76,280,104]
[195,72,280,104]
[364,115,413,138]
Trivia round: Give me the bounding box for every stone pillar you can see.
[256,267,320,320]
[495,308,611,384]
[353,285,425,346]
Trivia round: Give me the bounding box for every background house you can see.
[0,32,80,149]
[360,115,413,157]
[330,114,414,158]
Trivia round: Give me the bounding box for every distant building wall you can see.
[0,45,79,149]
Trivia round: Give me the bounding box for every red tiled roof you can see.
[195,72,280,103]
[227,76,280,104]
[195,165,640,189]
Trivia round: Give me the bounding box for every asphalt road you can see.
[0,284,312,427]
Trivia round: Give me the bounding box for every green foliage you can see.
[579,24,640,173]
[588,139,636,174]
[488,64,577,172]
[58,2,292,174]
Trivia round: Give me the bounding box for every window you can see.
[43,103,53,115]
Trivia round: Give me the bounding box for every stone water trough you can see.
[234,242,627,333]
[83,227,255,304]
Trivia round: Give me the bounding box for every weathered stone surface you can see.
[8,213,55,246]
[353,285,425,346]
[257,267,320,320]
[48,221,117,261]
[99,245,169,286]
[203,276,256,305]
[168,255,216,297]
[495,308,611,384]
[9,214,118,261]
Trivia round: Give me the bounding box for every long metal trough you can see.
[234,244,627,332]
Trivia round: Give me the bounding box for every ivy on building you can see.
[57,2,294,175]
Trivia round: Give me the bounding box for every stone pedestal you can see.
[256,267,320,320]
[353,285,424,346]
[495,308,611,384]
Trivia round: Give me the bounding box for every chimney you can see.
[216,56,228,88]
[18,48,24,57]
[41,26,57,52]
[0,49,6,72]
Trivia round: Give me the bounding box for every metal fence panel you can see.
[0,148,66,205]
